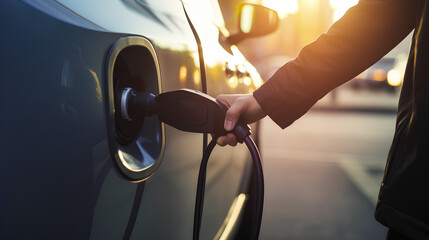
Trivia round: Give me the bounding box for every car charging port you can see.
[106,36,165,182]
[114,76,146,145]
[112,44,159,145]
[115,87,157,123]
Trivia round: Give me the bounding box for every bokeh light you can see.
[387,69,402,86]
[262,0,299,18]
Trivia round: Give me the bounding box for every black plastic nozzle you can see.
[122,88,251,143]
[128,90,157,119]
[155,89,251,143]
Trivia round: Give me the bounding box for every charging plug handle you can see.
[120,88,251,142]
[155,89,251,142]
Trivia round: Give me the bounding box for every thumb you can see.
[224,98,247,131]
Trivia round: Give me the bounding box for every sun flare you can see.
[330,0,358,21]
[262,0,299,19]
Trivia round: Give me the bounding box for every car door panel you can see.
[0,0,255,239]
[0,1,129,238]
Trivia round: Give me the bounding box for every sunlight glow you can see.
[262,0,299,18]
[215,194,247,240]
[179,65,187,84]
[227,76,239,89]
[193,70,201,85]
[243,76,252,86]
[372,69,387,82]
[241,5,254,33]
[330,0,358,21]
[387,69,401,86]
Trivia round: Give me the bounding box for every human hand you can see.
[215,94,266,146]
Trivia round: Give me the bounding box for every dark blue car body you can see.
[0,0,264,239]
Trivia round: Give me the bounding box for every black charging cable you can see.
[193,138,217,239]
[243,135,263,240]
[194,132,263,240]
[119,88,264,240]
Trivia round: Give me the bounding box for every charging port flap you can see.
[105,36,165,182]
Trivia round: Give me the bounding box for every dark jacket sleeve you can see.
[253,0,418,129]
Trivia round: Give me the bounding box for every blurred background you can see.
[218,0,412,239]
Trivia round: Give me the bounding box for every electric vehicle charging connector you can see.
[117,88,263,240]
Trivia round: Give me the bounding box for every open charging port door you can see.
[105,36,165,182]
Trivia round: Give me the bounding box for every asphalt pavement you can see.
[258,88,398,240]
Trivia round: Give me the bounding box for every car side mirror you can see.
[228,3,279,45]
